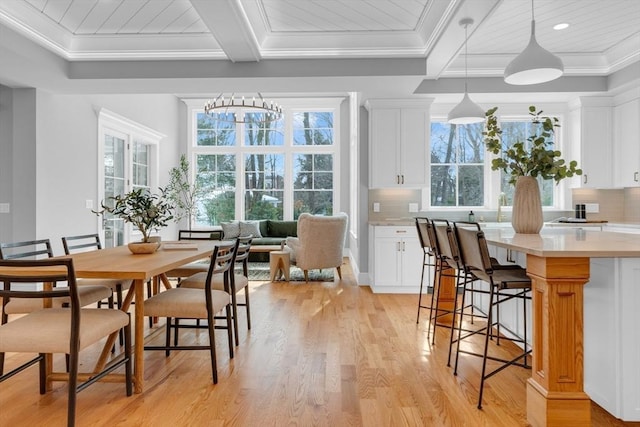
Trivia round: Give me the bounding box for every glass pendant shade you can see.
[447,92,485,124]
[504,20,564,85]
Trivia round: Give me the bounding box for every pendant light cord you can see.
[464,22,469,92]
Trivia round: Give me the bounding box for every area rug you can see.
[240,262,334,282]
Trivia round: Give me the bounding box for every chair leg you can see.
[38,353,46,395]
[304,270,309,282]
[447,271,463,367]
[244,287,251,331]
[416,255,427,324]
[165,318,172,357]
[174,318,180,347]
[67,344,80,427]
[116,285,124,346]
[478,283,497,409]
[206,312,218,384]
[225,304,234,359]
[336,266,342,280]
[123,317,133,396]
[231,290,240,346]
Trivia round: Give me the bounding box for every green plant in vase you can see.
[483,106,582,233]
[94,188,174,249]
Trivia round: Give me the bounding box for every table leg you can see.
[526,255,591,427]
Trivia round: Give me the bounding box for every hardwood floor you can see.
[1,260,636,426]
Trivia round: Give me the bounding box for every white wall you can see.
[23,91,183,255]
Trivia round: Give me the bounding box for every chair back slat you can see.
[0,239,54,260]
[414,217,433,253]
[0,258,77,304]
[62,234,102,255]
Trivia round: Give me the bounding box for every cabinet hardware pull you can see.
[401,175,404,184]
[402,241,406,251]
[396,230,407,233]
[635,171,639,182]
[396,175,400,184]
[583,174,588,184]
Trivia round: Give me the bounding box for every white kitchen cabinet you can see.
[366,99,433,188]
[614,95,640,187]
[371,226,424,293]
[584,257,640,421]
[570,98,614,188]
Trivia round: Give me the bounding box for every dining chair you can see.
[143,241,236,384]
[180,236,253,346]
[0,257,132,427]
[165,229,223,282]
[0,239,113,375]
[452,221,532,409]
[62,234,134,310]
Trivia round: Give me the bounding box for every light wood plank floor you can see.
[1,260,636,426]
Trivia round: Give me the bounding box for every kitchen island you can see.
[482,227,640,426]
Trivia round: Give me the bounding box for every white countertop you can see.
[482,227,640,258]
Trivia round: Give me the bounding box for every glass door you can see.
[103,133,126,248]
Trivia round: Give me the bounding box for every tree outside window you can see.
[430,122,484,207]
[196,154,236,226]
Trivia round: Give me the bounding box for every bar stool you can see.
[414,217,437,324]
[453,221,532,409]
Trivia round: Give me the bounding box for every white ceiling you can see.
[0,0,638,98]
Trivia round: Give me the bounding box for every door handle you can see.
[583,174,588,184]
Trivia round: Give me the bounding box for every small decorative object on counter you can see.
[468,210,475,222]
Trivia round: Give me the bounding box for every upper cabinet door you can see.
[367,99,432,188]
[577,104,614,188]
[614,97,640,187]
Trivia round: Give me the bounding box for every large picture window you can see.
[187,98,341,226]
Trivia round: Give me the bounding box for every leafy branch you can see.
[165,154,202,230]
[483,105,582,185]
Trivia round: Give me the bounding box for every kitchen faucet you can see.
[497,192,507,222]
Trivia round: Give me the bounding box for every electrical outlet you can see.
[373,202,380,212]
[0,203,9,213]
[85,199,94,209]
[408,203,418,213]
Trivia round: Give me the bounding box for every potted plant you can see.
[94,188,174,253]
[483,106,582,233]
[165,154,201,230]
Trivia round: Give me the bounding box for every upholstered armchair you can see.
[284,212,348,282]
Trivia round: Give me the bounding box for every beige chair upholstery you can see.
[143,241,236,384]
[284,213,348,282]
[0,258,132,427]
[180,236,252,346]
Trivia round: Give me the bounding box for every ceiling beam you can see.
[189,0,261,62]
[425,0,503,79]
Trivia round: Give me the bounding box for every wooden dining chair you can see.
[164,229,223,282]
[180,236,253,346]
[62,234,134,310]
[143,241,236,384]
[0,257,132,427]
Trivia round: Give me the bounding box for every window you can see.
[430,122,484,207]
[98,109,164,247]
[429,112,563,209]
[187,98,341,226]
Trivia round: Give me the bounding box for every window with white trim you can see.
[187,98,341,226]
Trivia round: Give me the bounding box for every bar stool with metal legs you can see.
[453,221,532,409]
[414,217,437,325]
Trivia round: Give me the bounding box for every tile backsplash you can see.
[368,187,640,223]
[571,187,640,222]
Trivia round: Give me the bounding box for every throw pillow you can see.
[239,221,262,238]
[221,221,240,239]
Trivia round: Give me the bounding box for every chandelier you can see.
[203,93,283,124]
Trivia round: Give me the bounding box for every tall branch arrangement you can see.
[483,105,582,185]
[166,154,202,230]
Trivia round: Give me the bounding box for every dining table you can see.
[59,241,218,393]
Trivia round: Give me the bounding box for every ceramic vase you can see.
[511,176,543,234]
[127,241,160,254]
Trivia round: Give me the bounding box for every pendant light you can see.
[504,0,564,85]
[448,18,485,124]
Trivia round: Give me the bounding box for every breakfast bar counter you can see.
[481,228,640,426]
